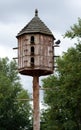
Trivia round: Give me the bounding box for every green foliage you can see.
[41,17,81,129]
[41,43,81,130]
[0,58,32,130]
[64,18,81,39]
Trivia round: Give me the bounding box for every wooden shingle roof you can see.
[17,9,55,39]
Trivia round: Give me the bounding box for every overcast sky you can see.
[0,0,81,57]
[0,0,81,102]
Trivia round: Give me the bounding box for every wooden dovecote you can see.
[16,9,55,76]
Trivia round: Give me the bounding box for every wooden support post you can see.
[33,76,40,130]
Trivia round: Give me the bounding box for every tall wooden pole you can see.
[33,76,40,130]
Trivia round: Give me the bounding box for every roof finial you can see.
[35,9,38,16]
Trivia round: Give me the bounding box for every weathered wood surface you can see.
[33,76,40,130]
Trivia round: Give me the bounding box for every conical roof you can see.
[17,9,55,39]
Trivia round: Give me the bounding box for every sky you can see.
[0,0,81,104]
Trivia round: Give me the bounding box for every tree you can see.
[57,44,81,130]
[0,57,32,130]
[64,17,81,39]
[41,18,81,130]
[41,75,65,130]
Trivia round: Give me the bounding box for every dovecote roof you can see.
[17,9,55,39]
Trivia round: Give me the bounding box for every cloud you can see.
[0,0,81,98]
[0,0,81,27]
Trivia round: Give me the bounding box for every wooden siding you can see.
[18,34,54,76]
